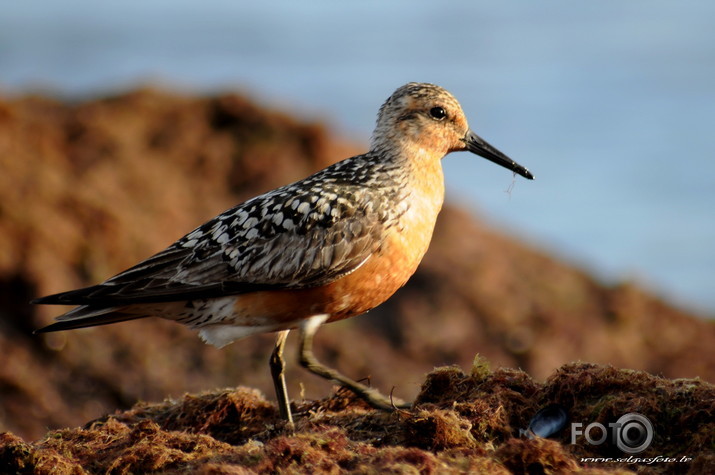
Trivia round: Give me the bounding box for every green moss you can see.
[470,353,491,381]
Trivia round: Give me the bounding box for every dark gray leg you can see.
[297,315,410,411]
[270,329,294,427]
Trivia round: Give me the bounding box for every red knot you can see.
[34,82,533,426]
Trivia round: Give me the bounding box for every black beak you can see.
[463,129,534,180]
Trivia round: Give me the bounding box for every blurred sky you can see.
[1,1,713,314]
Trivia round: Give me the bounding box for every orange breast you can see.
[231,153,445,328]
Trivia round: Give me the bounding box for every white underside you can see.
[300,314,329,333]
[198,323,290,348]
[198,314,331,348]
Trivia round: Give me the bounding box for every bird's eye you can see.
[429,106,447,120]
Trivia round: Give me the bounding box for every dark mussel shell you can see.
[521,404,568,439]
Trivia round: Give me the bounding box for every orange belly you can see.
[229,225,433,327]
[228,152,445,328]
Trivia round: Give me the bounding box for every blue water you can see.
[2,1,713,315]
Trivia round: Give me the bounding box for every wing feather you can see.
[33,158,400,307]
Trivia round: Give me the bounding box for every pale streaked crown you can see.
[370,82,470,156]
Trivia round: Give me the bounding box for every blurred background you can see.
[1,0,713,315]
[3,1,715,443]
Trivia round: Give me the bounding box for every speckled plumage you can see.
[77,155,407,298]
[34,83,533,423]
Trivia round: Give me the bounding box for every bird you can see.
[33,82,533,426]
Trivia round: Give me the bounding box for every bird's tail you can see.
[34,305,145,333]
